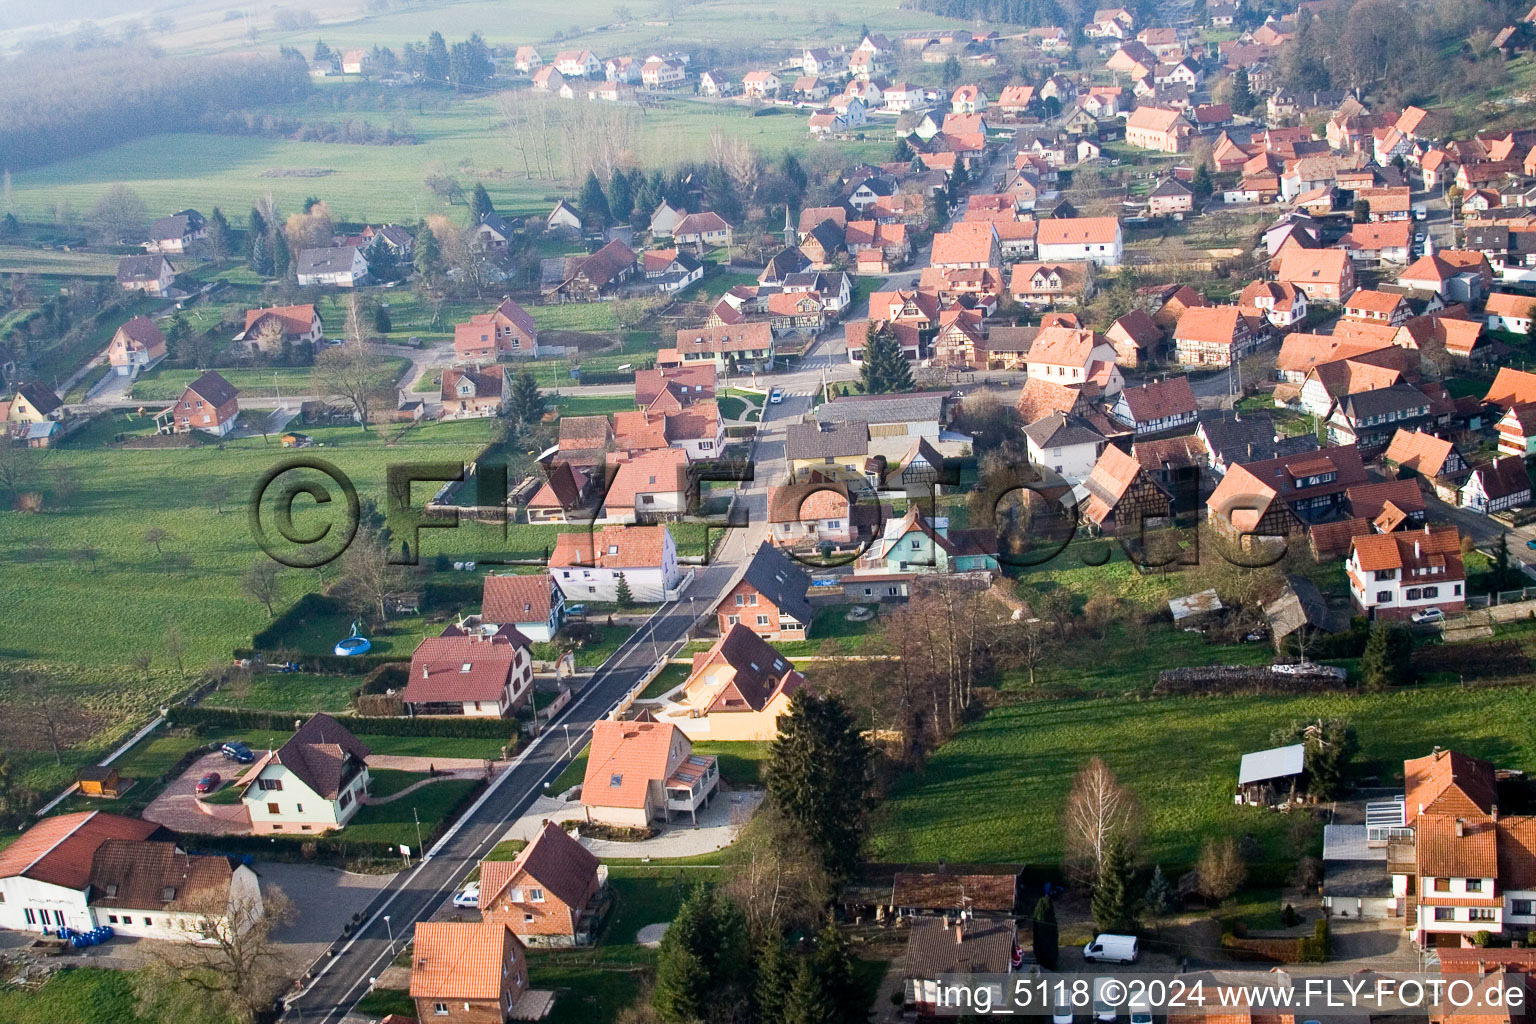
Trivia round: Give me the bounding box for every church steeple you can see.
[783,204,795,247]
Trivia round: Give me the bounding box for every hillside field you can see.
[4,94,889,227]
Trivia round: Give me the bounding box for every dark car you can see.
[195,772,221,794]
[220,741,255,764]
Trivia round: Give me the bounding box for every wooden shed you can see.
[77,765,123,798]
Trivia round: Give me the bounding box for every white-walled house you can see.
[0,812,159,934]
[240,714,371,834]
[1346,526,1466,621]
[295,246,368,287]
[0,816,264,943]
[1023,412,1106,482]
[1394,749,1536,946]
[1036,217,1123,266]
[550,524,682,603]
[87,840,263,943]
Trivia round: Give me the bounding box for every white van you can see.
[1083,933,1139,963]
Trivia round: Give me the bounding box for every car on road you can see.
[566,603,587,616]
[1412,607,1446,624]
[1083,934,1139,963]
[1130,1002,1153,1024]
[195,771,221,794]
[453,881,480,908]
[1415,231,1426,243]
[769,388,784,404]
[220,741,255,764]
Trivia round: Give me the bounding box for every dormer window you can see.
[610,774,623,787]
[461,663,473,672]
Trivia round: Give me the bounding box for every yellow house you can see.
[3,382,63,424]
[667,624,805,741]
[785,420,870,483]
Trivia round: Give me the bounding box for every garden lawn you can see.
[549,746,590,794]
[690,741,771,786]
[531,623,634,668]
[344,777,481,847]
[872,685,1536,872]
[201,672,359,713]
[0,967,164,1024]
[639,662,691,700]
[0,245,120,277]
[550,394,636,418]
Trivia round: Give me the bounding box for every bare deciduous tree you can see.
[1063,757,1139,886]
[337,528,402,625]
[241,560,282,618]
[721,805,831,942]
[313,341,391,428]
[1196,835,1247,902]
[135,886,297,1024]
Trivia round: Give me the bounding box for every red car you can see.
[195,772,221,795]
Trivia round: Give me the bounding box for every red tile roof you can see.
[1118,375,1196,422]
[480,820,599,912]
[0,812,160,891]
[245,304,317,336]
[1383,429,1457,478]
[410,922,523,1001]
[481,574,554,626]
[1038,216,1120,246]
[1485,368,1536,409]
[583,720,685,809]
[551,523,671,569]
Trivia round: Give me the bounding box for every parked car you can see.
[1054,1006,1075,1024]
[1411,607,1445,624]
[453,881,480,908]
[769,388,784,404]
[220,741,255,764]
[566,603,587,616]
[1083,933,1139,963]
[1524,537,1536,551]
[195,772,221,794]
[1130,1001,1153,1024]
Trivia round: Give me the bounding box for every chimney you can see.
[955,922,965,945]
[422,666,429,678]
[1493,803,1500,823]
[1455,818,1466,838]
[1415,540,1422,558]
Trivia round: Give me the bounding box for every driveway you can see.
[140,750,251,836]
[259,861,397,966]
[501,787,763,858]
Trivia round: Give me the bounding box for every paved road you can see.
[284,410,780,1022]
[283,563,744,1021]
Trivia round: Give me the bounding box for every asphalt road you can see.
[282,560,745,1021]
[283,404,785,1022]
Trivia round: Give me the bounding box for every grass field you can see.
[0,967,156,1024]
[0,244,122,277]
[201,671,360,713]
[872,685,1536,872]
[4,93,886,227]
[128,360,409,401]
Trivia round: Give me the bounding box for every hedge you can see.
[1219,919,1329,964]
[422,578,483,610]
[1299,919,1330,962]
[182,778,486,869]
[233,648,396,675]
[250,592,343,649]
[725,425,758,438]
[359,662,410,696]
[170,704,521,739]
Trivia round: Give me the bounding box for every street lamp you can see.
[383,915,394,954]
[563,723,574,760]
